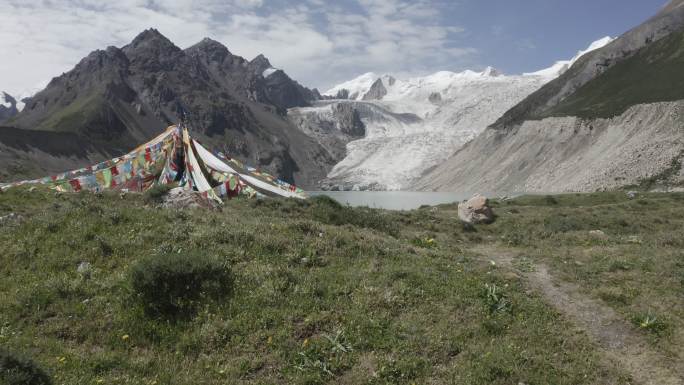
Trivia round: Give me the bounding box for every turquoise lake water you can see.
[307,191,482,210]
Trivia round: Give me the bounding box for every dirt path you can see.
[474,245,683,385]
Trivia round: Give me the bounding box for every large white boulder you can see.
[457,195,494,224]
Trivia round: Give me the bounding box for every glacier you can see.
[289,37,613,191]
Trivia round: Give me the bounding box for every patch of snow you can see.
[262,68,279,77]
[324,72,377,99]
[525,36,614,78]
[16,100,25,112]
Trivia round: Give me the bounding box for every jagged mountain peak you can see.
[123,28,181,56]
[250,54,273,72]
[78,46,128,67]
[130,28,169,44]
[5,29,327,187]
[191,38,231,53]
[186,38,233,64]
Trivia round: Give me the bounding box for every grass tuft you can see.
[0,348,52,385]
[129,253,233,321]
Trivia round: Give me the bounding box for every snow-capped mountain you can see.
[524,36,615,78]
[290,37,613,191]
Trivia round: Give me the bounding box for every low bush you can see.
[543,215,585,233]
[0,349,52,385]
[142,183,174,204]
[309,196,398,236]
[130,253,233,321]
[631,312,671,338]
[483,283,510,314]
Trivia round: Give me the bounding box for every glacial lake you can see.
[307,191,490,211]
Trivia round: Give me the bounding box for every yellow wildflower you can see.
[121,334,130,341]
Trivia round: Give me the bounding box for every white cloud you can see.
[0,0,474,96]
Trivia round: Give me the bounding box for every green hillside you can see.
[2,188,684,384]
[547,29,684,119]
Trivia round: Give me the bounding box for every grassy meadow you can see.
[1,187,683,384]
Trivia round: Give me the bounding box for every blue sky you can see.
[449,0,665,75]
[0,0,669,96]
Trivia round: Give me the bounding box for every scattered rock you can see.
[0,212,22,225]
[77,261,92,278]
[626,191,638,199]
[589,230,608,239]
[428,92,442,104]
[457,195,494,224]
[161,187,219,209]
[625,235,642,244]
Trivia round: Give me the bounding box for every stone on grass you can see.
[589,230,608,240]
[77,261,92,278]
[458,195,494,224]
[626,191,638,199]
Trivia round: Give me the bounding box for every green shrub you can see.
[0,349,52,385]
[483,283,510,314]
[130,253,233,320]
[631,312,671,338]
[543,215,585,233]
[143,183,174,204]
[309,197,398,236]
[544,195,559,205]
[309,195,342,209]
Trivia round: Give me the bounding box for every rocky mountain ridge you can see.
[2,29,333,187]
[417,101,684,194]
[418,0,684,193]
[492,0,684,128]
